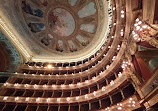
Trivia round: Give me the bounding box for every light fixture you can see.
[3,96,8,100]
[138,21,142,25]
[57,98,60,102]
[99,71,103,75]
[118,72,122,77]
[105,107,110,110]
[47,64,52,69]
[142,25,147,29]
[36,66,40,68]
[69,84,73,87]
[132,104,135,107]
[102,86,105,91]
[66,97,70,101]
[43,84,46,88]
[110,80,114,86]
[117,45,120,50]
[93,91,96,96]
[85,94,88,99]
[121,10,124,14]
[61,84,64,87]
[36,97,40,102]
[134,23,138,27]
[77,82,80,86]
[106,65,110,69]
[112,56,116,61]
[117,103,122,106]
[46,98,50,102]
[121,14,124,18]
[85,80,88,83]
[15,97,19,101]
[136,18,139,22]
[118,107,122,110]
[52,84,55,88]
[136,26,140,30]
[24,84,28,87]
[33,84,37,88]
[140,28,143,31]
[92,77,96,80]
[25,97,29,101]
[14,83,18,87]
[76,96,79,100]
[4,82,8,86]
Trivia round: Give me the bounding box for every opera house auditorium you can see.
[0,0,158,111]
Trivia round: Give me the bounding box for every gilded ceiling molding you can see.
[0,19,31,61]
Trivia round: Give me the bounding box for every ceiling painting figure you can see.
[48,8,75,37]
[41,34,53,46]
[28,23,45,33]
[76,35,89,46]
[56,40,64,52]
[22,1,43,17]
[68,40,77,52]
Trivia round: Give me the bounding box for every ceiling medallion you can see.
[48,8,75,37]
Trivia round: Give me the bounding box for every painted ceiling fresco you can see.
[22,0,97,52]
[0,0,110,62]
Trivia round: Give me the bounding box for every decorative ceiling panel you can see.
[0,0,110,63]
